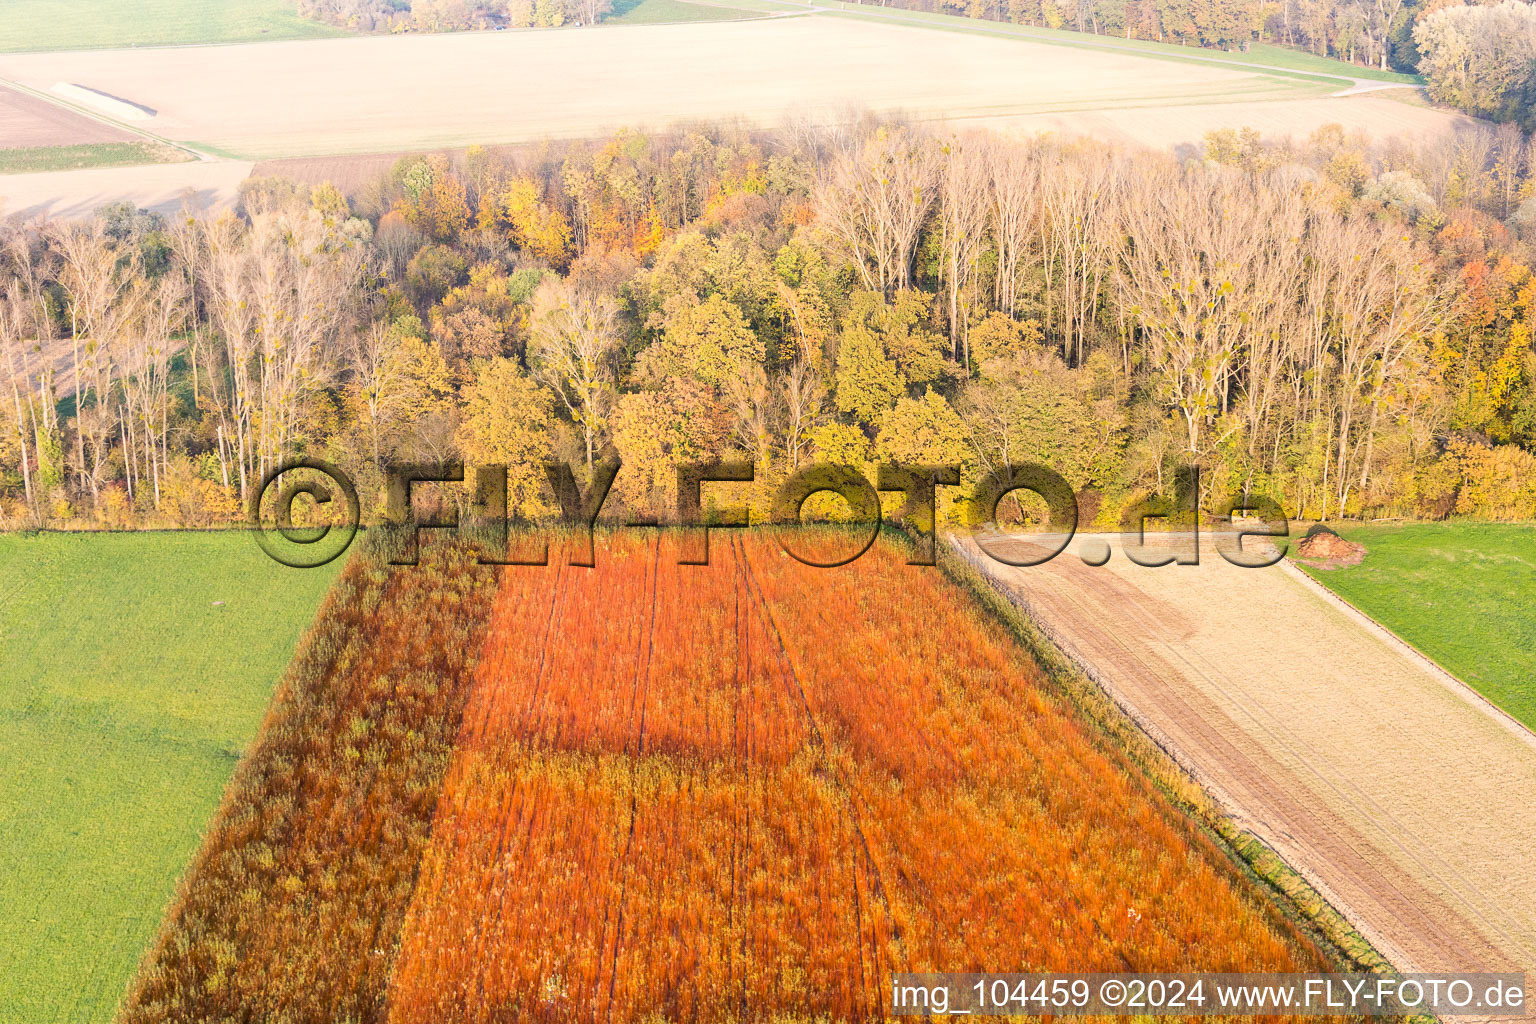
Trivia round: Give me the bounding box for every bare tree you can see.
[191,203,361,500]
[0,280,38,512]
[727,363,776,470]
[120,273,188,508]
[1115,164,1293,458]
[1041,144,1122,365]
[814,125,937,295]
[1312,214,1443,516]
[936,133,991,366]
[988,137,1043,320]
[201,213,258,498]
[1228,182,1308,466]
[246,206,361,480]
[52,220,143,508]
[529,278,621,473]
[781,359,823,470]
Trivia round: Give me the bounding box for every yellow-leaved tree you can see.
[455,357,555,521]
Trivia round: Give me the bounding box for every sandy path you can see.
[952,532,1536,993]
[0,158,249,220]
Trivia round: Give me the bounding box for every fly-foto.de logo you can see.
[249,458,1290,570]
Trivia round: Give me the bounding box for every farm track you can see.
[952,532,1536,1018]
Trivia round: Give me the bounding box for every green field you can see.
[0,142,190,175]
[606,0,762,23]
[1296,522,1536,731]
[1242,41,1419,84]
[0,0,345,52]
[0,531,340,1023]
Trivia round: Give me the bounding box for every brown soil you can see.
[1295,525,1366,568]
[0,84,129,149]
[251,152,407,195]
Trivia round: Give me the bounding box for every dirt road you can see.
[952,532,1536,992]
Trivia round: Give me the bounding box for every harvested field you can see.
[953,532,1536,994]
[251,152,405,196]
[0,12,1474,214]
[0,83,129,148]
[124,531,1339,1023]
[987,92,1481,153]
[0,158,250,220]
[0,18,1349,160]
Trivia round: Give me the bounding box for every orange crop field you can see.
[123,530,1336,1024]
[387,531,1330,1021]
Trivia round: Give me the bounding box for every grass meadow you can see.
[605,0,759,24]
[0,142,190,175]
[0,531,339,1023]
[0,0,344,52]
[1298,522,1536,731]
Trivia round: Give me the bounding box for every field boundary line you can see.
[1282,558,1536,751]
[942,533,1408,978]
[945,535,1263,824]
[0,76,214,165]
[736,534,902,1003]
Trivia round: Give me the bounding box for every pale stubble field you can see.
[0,16,1428,160]
[1,13,1481,219]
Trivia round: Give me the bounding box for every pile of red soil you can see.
[1295,525,1366,568]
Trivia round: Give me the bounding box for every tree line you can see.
[298,0,614,31]
[1415,1,1536,127]
[3,117,1535,532]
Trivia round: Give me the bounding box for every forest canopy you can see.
[3,118,1536,532]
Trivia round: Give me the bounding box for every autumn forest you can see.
[3,116,1536,534]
